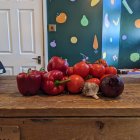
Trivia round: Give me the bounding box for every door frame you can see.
[43,0,48,68]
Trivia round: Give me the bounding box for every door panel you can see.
[0,0,44,75]
[0,10,12,53]
[18,9,35,54]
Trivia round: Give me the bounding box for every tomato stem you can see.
[85,61,91,64]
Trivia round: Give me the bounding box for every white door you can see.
[0,0,44,75]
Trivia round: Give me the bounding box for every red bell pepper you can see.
[16,69,41,96]
[31,68,47,77]
[42,70,70,95]
[47,56,68,74]
[39,68,47,77]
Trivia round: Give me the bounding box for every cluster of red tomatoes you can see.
[66,59,117,94]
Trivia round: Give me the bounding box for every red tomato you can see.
[88,64,93,69]
[66,67,73,76]
[105,66,117,75]
[67,75,85,94]
[60,76,70,91]
[73,61,90,78]
[86,78,100,85]
[90,64,105,78]
[95,59,108,67]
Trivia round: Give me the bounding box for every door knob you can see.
[32,56,41,64]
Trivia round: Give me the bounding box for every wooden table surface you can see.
[0,76,140,117]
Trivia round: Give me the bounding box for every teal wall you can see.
[47,0,103,66]
[119,0,140,68]
[47,0,140,68]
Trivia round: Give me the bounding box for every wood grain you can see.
[0,76,140,117]
[0,117,139,140]
[0,125,20,140]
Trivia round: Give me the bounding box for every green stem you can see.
[27,68,32,75]
[85,61,91,64]
[55,79,71,86]
[40,67,45,71]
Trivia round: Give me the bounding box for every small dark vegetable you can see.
[100,75,124,98]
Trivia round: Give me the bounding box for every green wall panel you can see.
[47,0,103,66]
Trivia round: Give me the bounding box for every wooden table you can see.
[0,76,140,140]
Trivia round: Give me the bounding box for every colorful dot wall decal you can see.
[50,40,56,48]
[93,35,98,50]
[81,15,89,26]
[122,35,127,40]
[130,53,140,62]
[103,52,107,59]
[113,55,118,61]
[122,0,133,14]
[135,19,140,28]
[80,53,89,61]
[111,0,115,5]
[65,59,69,66]
[56,12,67,24]
[71,36,78,44]
[113,17,120,26]
[104,13,110,28]
[91,0,100,7]
[94,50,98,54]
[110,37,113,43]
